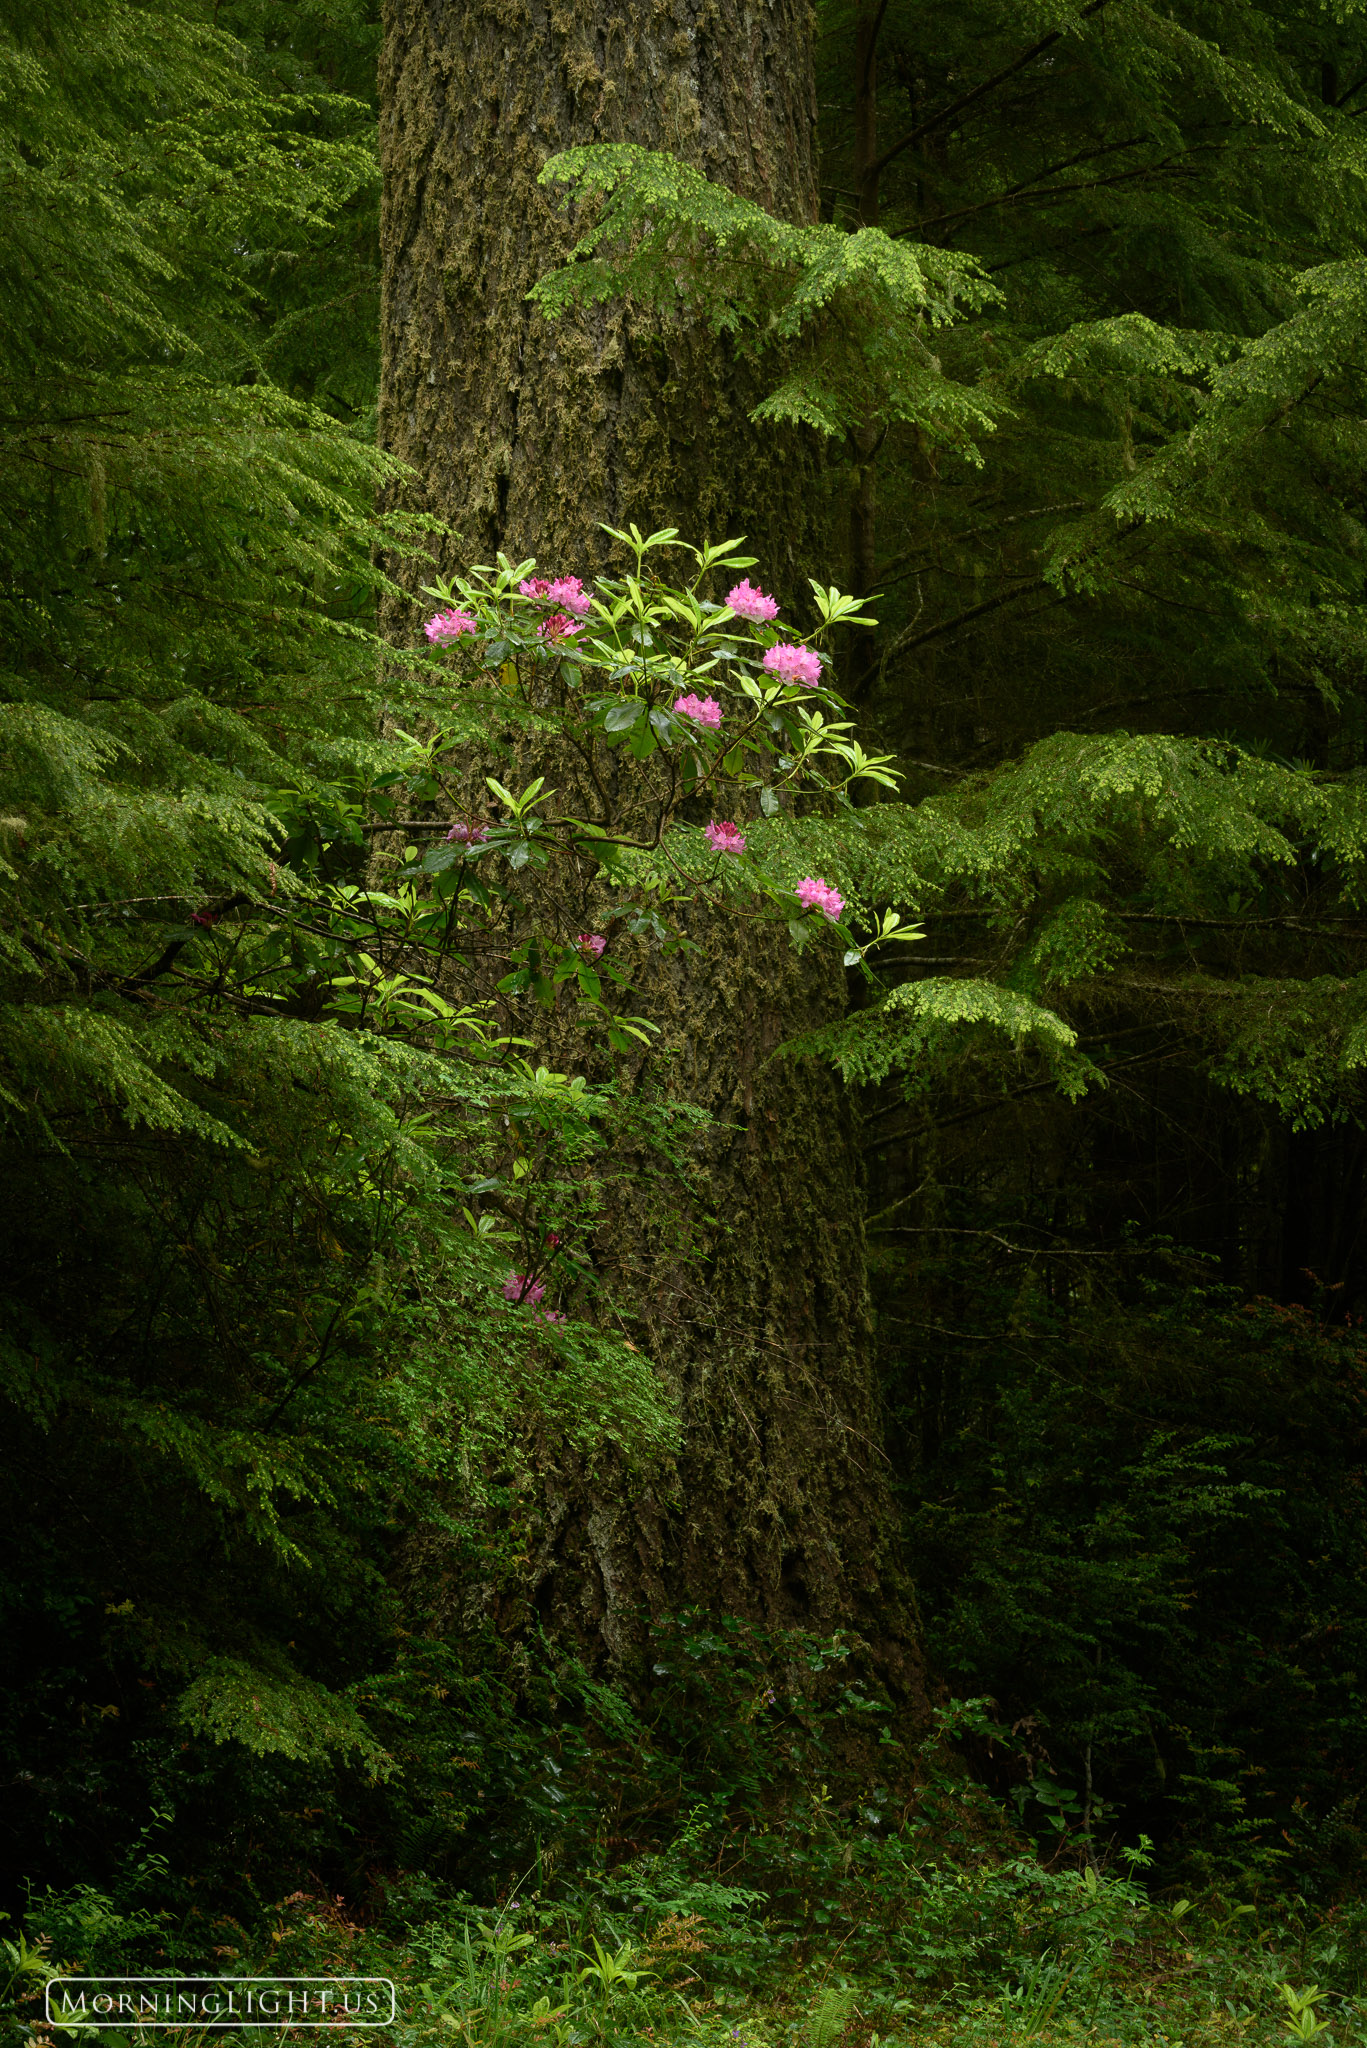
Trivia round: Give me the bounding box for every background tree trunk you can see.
[378,0,926,1710]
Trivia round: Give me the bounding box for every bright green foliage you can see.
[795,974,1094,1096]
[526,7,1367,1151]
[11,1867,1367,2048]
[805,0,1367,745]
[762,733,1367,1124]
[206,0,382,424]
[533,147,1000,450]
[691,13,1367,1915]
[0,0,425,1833]
[0,0,399,1085]
[9,1610,1367,2042]
[0,51,897,1870]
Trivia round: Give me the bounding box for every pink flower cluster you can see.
[445,820,489,845]
[538,611,583,643]
[502,1271,566,1326]
[726,579,779,623]
[519,575,592,617]
[578,933,607,959]
[762,643,823,688]
[796,875,845,921]
[673,693,722,729]
[705,820,746,855]
[502,1272,545,1305]
[425,607,478,644]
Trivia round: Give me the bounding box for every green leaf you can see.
[603,700,646,733]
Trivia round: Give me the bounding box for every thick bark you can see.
[379,0,827,586]
[379,0,923,1706]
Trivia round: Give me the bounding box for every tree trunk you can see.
[379,0,828,586]
[379,0,925,1708]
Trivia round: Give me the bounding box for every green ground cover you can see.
[6,1698,1367,2048]
[6,1837,1363,2048]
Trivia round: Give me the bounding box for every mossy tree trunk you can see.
[379,0,924,1706]
[379,0,829,582]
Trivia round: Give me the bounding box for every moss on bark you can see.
[379,0,831,586]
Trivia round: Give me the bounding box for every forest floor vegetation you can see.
[7,1775,1367,2048]
[5,1865,1363,2048]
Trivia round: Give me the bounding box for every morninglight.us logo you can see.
[45,1979,396,2030]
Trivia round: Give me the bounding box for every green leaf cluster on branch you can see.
[531,146,1000,450]
[771,731,1367,1125]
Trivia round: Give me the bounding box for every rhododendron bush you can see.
[400,524,916,1054]
[257,524,917,1329]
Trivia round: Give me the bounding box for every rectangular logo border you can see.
[45,1977,397,2029]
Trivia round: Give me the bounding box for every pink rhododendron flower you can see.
[445,820,489,845]
[425,607,478,643]
[705,820,746,855]
[546,575,592,616]
[519,574,592,616]
[762,642,823,688]
[502,1273,545,1305]
[578,933,607,959]
[539,1309,567,1328]
[796,875,845,921]
[538,610,583,642]
[726,579,779,623]
[672,693,723,729]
